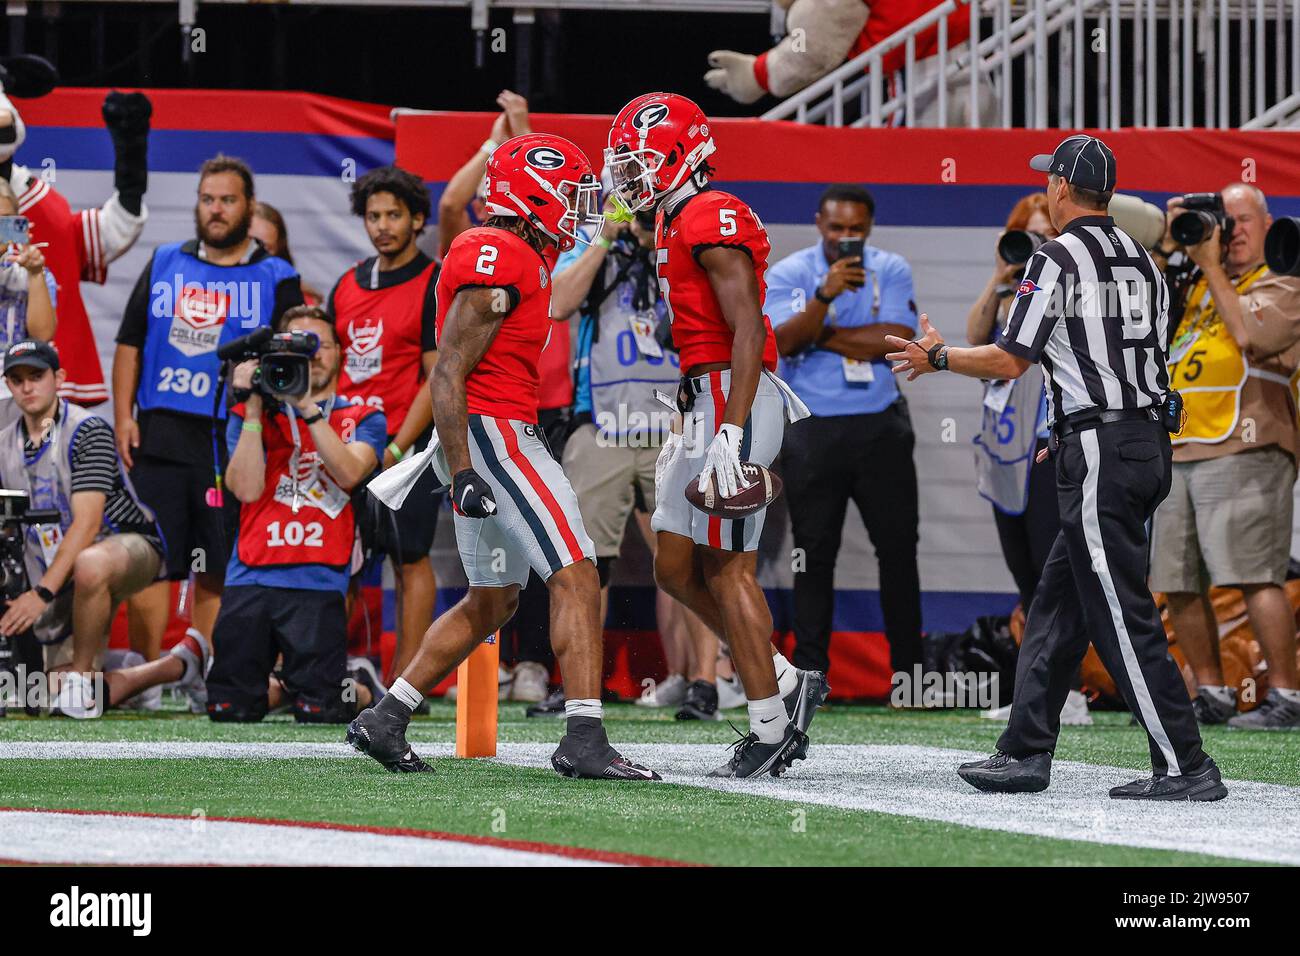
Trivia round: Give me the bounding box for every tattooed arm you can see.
[431,287,509,475]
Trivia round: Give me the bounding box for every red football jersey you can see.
[655,189,778,374]
[435,226,553,423]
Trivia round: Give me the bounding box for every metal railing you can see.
[762,0,1300,129]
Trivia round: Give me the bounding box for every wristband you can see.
[301,410,325,426]
[241,421,263,433]
[387,441,405,461]
[34,585,54,603]
[481,138,499,155]
[927,343,950,371]
[814,286,835,305]
[594,235,612,251]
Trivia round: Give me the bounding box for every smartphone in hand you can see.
[837,237,866,288]
[0,216,31,246]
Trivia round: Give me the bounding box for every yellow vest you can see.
[1167,265,1270,445]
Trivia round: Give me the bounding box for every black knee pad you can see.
[596,556,616,589]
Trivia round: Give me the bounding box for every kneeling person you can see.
[205,306,387,722]
[0,340,164,717]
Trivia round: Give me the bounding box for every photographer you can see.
[0,340,164,718]
[1153,183,1300,730]
[204,306,386,723]
[766,183,922,680]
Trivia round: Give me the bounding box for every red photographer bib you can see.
[235,399,379,567]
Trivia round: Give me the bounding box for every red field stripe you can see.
[0,807,697,868]
[493,417,585,563]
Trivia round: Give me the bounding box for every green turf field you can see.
[2,702,1297,867]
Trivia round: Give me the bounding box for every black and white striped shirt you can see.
[997,215,1169,424]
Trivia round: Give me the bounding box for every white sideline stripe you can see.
[5,741,1299,864]
[1079,429,1181,775]
[0,810,609,867]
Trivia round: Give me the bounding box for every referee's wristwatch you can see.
[927,343,950,371]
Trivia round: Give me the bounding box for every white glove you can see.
[696,423,751,500]
[704,51,765,105]
[655,430,683,507]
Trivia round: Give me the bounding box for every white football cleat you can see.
[510,661,550,703]
[1059,689,1094,726]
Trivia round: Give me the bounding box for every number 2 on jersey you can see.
[475,244,499,276]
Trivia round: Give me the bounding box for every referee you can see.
[885,135,1226,801]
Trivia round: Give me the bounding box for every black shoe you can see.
[1109,759,1228,801]
[708,722,808,779]
[1191,689,1236,725]
[346,702,433,774]
[676,680,719,721]
[550,719,660,780]
[526,687,566,718]
[784,669,829,735]
[957,751,1052,793]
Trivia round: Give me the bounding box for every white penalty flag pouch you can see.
[366,428,452,510]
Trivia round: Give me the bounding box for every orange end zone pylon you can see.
[455,633,499,757]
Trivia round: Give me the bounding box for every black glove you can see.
[452,468,497,518]
[102,91,152,216]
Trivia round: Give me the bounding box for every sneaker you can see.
[1227,689,1300,730]
[346,656,388,709]
[1059,689,1093,726]
[635,673,689,709]
[104,650,161,712]
[715,674,746,710]
[510,661,550,703]
[1192,687,1237,725]
[550,717,660,780]
[957,751,1052,793]
[346,700,433,773]
[676,679,719,721]
[52,672,102,719]
[445,664,512,702]
[526,686,567,718]
[167,628,211,714]
[784,669,830,734]
[708,722,808,779]
[1109,758,1228,801]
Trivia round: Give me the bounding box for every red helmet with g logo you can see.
[483,133,602,252]
[605,92,716,214]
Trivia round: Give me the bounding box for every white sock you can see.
[390,677,422,712]
[772,652,799,698]
[1199,685,1235,705]
[564,698,603,720]
[1274,687,1300,704]
[748,694,788,744]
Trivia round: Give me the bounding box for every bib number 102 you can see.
[266,520,324,548]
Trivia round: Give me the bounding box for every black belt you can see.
[1053,406,1159,440]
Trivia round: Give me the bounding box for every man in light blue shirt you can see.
[766,184,923,681]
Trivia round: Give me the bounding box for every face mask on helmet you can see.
[603,146,662,218]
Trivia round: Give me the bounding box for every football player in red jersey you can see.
[607,93,828,778]
[348,133,658,780]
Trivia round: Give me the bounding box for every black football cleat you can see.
[784,668,830,737]
[957,751,1052,793]
[708,722,808,779]
[1191,688,1236,725]
[1109,758,1228,801]
[676,680,719,721]
[346,704,433,774]
[550,717,660,781]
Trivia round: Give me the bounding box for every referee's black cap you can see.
[1029,134,1116,192]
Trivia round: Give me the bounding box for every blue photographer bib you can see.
[137,242,297,418]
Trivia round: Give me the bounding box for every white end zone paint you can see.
[3,741,1298,864]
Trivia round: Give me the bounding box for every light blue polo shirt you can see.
[767,242,918,417]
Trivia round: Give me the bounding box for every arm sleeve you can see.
[764,255,808,329]
[421,268,439,351]
[225,412,244,457]
[68,419,121,496]
[114,253,156,348]
[996,250,1063,363]
[355,410,389,461]
[77,192,147,284]
[1240,274,1300,359]
[272,275,306,325]
[876,255,919,331]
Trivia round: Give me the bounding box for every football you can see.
[685,461,783,518]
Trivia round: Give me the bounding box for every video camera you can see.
[0,489,60,603]
[218,326,320,402]
[1171,192,1234,247]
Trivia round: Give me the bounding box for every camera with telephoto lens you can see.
[998,230,1048,265]
[1171,192,1235,247]
[1264,216,1300,277]
[0,489,60,604]
[220,328,320,402]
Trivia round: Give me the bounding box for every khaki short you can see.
[560,422,660,558]
[41,533,163,671]
[1150,447,1296,592]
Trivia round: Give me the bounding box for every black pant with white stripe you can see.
[998,418,1208,777]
